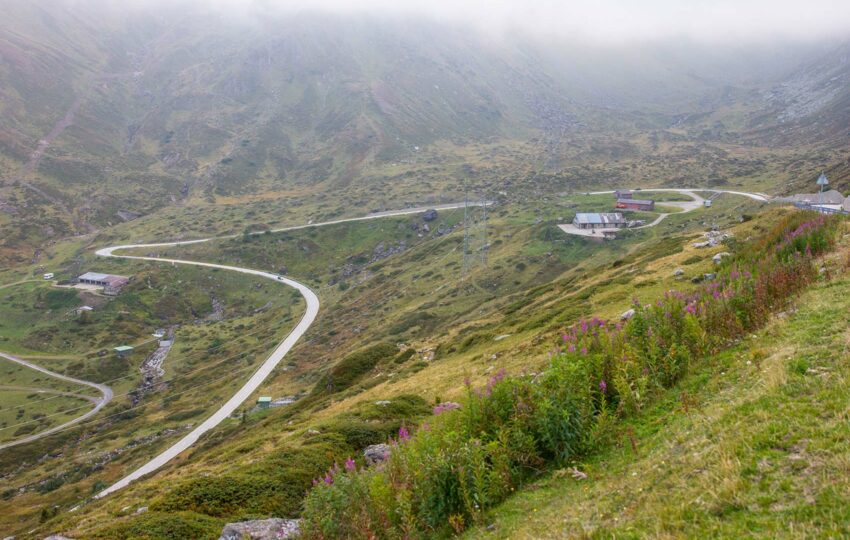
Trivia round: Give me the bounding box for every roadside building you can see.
[616,198,655,211]
[114,345,134,358]
[614,190,633,199]
[257,396,272,410]
[76,272,130,295]
[572,212,627,230]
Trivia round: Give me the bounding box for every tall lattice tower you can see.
[462,183,489,276]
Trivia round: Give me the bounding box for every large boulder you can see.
[219,518,301,540]
[364,443,391,465]
[713,252,731,264]
[422,209,438,222]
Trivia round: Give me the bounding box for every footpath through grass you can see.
[466,263,850,539]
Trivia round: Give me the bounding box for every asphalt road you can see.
[94,202,477,498]
[0,352,113,450]
[588,188,770,202]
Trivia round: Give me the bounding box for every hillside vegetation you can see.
[2,3,849,538]
[468,246,850,538]
[299,212,845,538]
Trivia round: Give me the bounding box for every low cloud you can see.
[195,0,850,44]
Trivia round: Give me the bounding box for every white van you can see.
[43,273,54,280]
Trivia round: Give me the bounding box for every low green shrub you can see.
[311,343,398,395]
[92,511,222,540]
[41,288,79,310]
[328,421,392,449]
[393,348,416,364]
[152,442,349,519]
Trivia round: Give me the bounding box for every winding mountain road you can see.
[587,188,769,202]
[94,202,478,498]
[0,352,113,451]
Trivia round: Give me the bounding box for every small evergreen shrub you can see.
[92,511,222,540]
[311,343,398,395]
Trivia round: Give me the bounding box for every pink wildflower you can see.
[433,402,461,415]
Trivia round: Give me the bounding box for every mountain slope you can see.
[1,1,846,264]
[467,254,850,538]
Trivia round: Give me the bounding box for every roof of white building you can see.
[574,212,626,225]
[78,272,110,281]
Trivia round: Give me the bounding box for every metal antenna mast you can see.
[462,178,488,278]
[480,193,488,266]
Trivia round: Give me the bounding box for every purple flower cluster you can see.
[433,402,461,415]
[561,317,611,345]
[314,462,343,486]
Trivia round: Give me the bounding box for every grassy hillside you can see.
[292,211,841,538]
[0,199,785,538]
[466,245,850,539]
[2,5,848,535]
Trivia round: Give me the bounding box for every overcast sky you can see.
[196,0,850,44]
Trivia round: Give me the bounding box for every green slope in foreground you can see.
[466,252,850,538]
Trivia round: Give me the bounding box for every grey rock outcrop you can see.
[422,209,438,221]
[219,518,301,540]
[713,252,731,264]
[364,443,391,465]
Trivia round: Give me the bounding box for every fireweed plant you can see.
[301,213,841,539]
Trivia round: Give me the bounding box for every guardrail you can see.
[793,202,848,215]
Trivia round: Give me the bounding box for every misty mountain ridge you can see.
[1,0,848,261]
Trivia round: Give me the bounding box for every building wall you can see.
[617,202,654,211]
